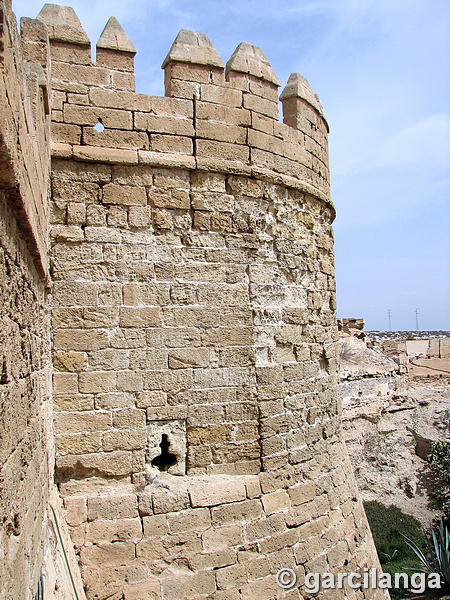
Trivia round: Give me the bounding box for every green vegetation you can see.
[364,501,427,599]
[402,517,450,593]
[427,440,450,519]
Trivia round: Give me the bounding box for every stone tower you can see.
[1,2,385,598]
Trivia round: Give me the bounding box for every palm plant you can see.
[402,518,450,591]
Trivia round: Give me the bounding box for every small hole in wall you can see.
[151,434,177,471]
[93,119,104,132]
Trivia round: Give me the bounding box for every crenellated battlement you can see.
[35,3,332,207]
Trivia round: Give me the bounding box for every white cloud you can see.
[376,113,450,169]
[334,113,450,177]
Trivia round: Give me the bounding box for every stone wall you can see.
[41,6,385,599]
[0,3,52,598]
[0,1,388,598]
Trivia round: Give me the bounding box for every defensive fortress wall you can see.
[0,2,385,599]
[0,2,53,597]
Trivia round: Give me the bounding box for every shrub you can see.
[427,440,450,519]
[402,517,450,592]
[364,501,427,599]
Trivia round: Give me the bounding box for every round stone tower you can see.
[40,4,385,598]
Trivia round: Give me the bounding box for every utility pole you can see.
[415,308,419,332]
[388,309,392,332]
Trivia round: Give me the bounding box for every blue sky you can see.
[15,0,450,331]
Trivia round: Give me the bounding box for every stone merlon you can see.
[280,72,329,131]
[162,29,224,68]
[37,3,90,45]
[97,16,136,54]
[226,41,280,86]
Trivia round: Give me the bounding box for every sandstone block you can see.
[56,451,132,478]
[142,514,168,537]
[112,70,136,91]
[51,122,81,144]
[152,487,190,514]
[66,201,86,225]
[119,307,161,327]
[196,139,249,162]
[83,128,148,150]
[89,88,150,111]
[288,482,316,506]
[54,351,87,372]
[211,498,262,526]
[80,541,136,567]
[54,393,94,411]
[196,120,246,144]
[167,508,211,533]
[196,102,251,126]
[243,92,278,119]
[168,348,209,369]
[63,104,132,129]
[116,371,143,392]
[134,113,194,136]
[189,548,237,571]
[190,476,247,507]
[151,134,193,154]
[56,432,101,455]
[189,424,232,445]
[136,391,166,408]
[244,513,285,543]
[53,372,78,394]
[202,524,243,551]
[78,371,116,393]
[113,408,146,429]
[261,489,290,514]
[88,349,128,371]
[148,188,189,209]
[64,496,87,527]
[200,84,242,107]
[50,225,84,242]
[83,307,119,328]
[87,494,139,521]
[103,183,146,206]
[73,145,138,164]
[52,62,110,87]
[215,563,247,590]
[86,518,143,543]
[128,206,151,228]
[95,392,135,409]
[55,411,111,434]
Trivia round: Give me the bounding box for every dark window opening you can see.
[151,434,177,471]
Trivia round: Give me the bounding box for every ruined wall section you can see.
[0,3,52,598]
[43,7,384,599]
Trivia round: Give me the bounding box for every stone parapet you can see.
[37,4,331,208]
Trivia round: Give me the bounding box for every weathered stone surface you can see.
[0,2,382,598]
[97,17,136,54]
[226,41,280,86]
[162,29,224,68]
[37,4,90,45]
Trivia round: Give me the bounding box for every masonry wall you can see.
[0,3,52,598]
[38,7,387,599]
[0,3,388,598]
